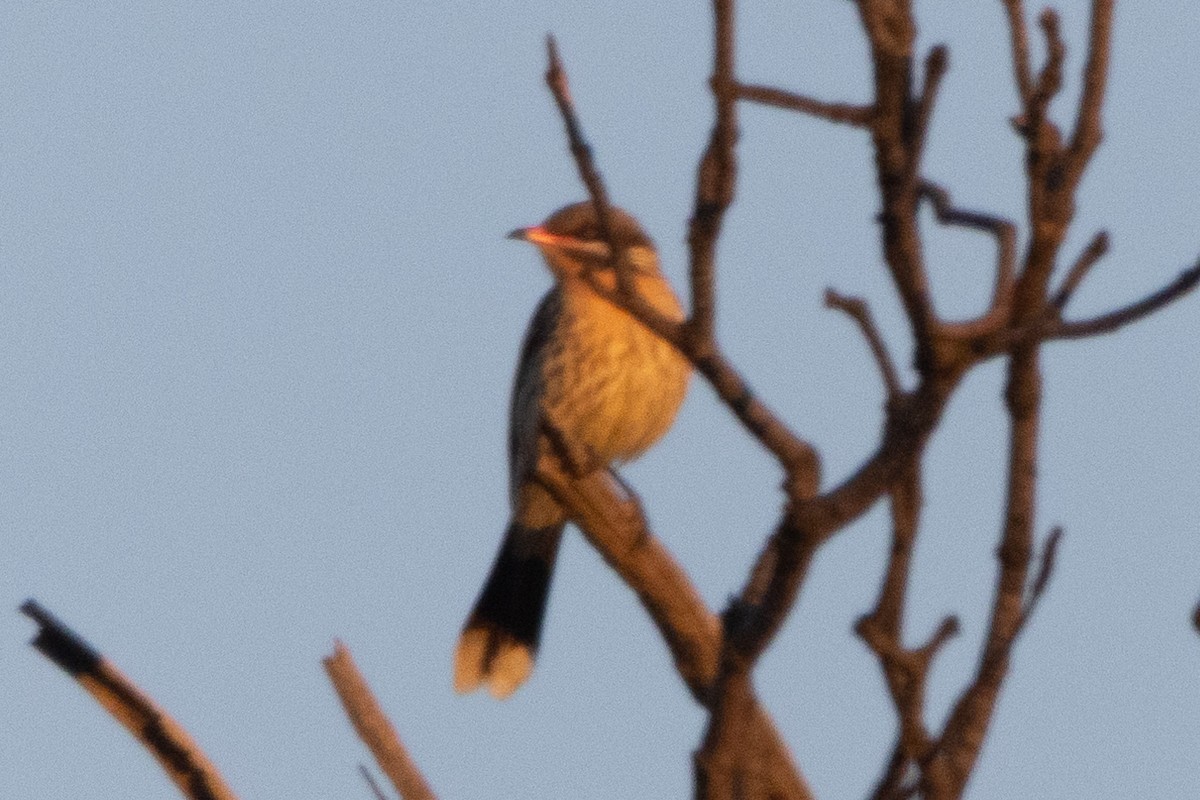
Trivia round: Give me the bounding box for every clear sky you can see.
[3,3,1197,799]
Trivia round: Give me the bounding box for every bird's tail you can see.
[453,521,565,699]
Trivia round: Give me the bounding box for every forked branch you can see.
[918,181,1017,340]
[539,2,1196,799]
[1049,258,1200,340]
[1051,231,1110,311]
[532,442,813,800]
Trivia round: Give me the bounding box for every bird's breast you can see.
[540,281,690,464]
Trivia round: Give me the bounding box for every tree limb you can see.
[1051,231,1110,311]
[324,642,437,800]
[910,46,949,178]
[918,181,1017,340]
[532,446,813,800]
[20,600,240,800]
[1067,0,1114,172]
[1001,0,1034,106]
[1048,259,1200,340]
[735,82,872,127]
[686,0,740,345]
[825,289,903,399]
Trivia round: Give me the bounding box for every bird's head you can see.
[508,201,660,282]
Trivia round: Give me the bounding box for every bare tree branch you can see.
[1001,0,1034,105]
[870,463,922,637]
[930,338,1042,798]
[1018,526,1063,632]
[918,181,1017,339]
[686,0,739,346]
[1048,259,1200,340]
[532,445,813,800]
[359,764,394,800]
[535,445,720,696]
[20,600,240,800]
[543,36,623,289]
[868,741,910,800]
[537,2,1195,799]
[719,376,965,701]
[824,289,903,399]
[735,82,872,127]
[724,511,822,665]
[691,348,822,484]
[324,641,437,800]
[1031,10,1065,119]
[859,466,958,800]
[1051,231,1110,311]
[855,0,939,366]
[1067,0,1114,171]
[910,46,949,176]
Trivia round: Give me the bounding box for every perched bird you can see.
[454,201,691,699]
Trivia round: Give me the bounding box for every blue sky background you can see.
[2,2,1197,798]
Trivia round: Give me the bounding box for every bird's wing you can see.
[508,287,562,478]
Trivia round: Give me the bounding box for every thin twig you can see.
[1051,231,1110,310]
[920,616,962,660]
[690,347,821,484]
[918,181,1017,338]
[1020,527,1063,624]
[1049,259,1200,340]
[324,642,437,800]
[1068,0,1114,168]
[540,37,689,343]
[824,289,903,398]
[933,333,1044,796]
[873,463,922,636]
[20,599,240,800]
[685,0,740,346]
[1031,10,1065,117]
[859,467,954,800]
[973,526,1064,679]
[854,0,937,357]
[919,181,1012,241]
[359,764,393,800]
[1001,0,1034,105]
[735,82,872,127]
[910,46,949,174]
[543,37,618,281]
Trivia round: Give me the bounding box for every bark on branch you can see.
[533,447,814,800]
[20,600,239,800]
[324,641,437,800]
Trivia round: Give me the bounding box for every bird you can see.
[453,201,691,699]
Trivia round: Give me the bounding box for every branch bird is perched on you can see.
[454,201,691,699]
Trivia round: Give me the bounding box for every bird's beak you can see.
[507,226,561,247]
